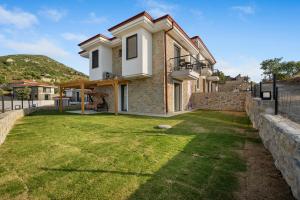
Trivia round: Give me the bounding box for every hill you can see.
[0,54,88,84]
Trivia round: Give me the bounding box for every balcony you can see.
[201,67,213,77]
[207,76,220,82]
[169,55,203,80]
[169,55,215,80]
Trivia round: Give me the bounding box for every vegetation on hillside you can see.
[0,54,88,84]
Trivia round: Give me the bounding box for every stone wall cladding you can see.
[165,34,196,113]
[246,95,300,200]
[112,45,122,76]
[127,31,165,114]
[94,86,115,112]
[259,114,300,200]
[0,105,83,145]
[192,91,247,111]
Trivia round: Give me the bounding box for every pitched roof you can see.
[78,11,216,64]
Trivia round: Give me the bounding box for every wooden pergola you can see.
[58,78,129,115]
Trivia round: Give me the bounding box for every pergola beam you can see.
[58,78,129,115]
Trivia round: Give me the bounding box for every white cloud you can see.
[216,56,262,82]
[0,35,69,58]
[138,0,177,18]
[82,12,107,24]
[0,5,38,29]
[61,32,87,42]
[39,8,67,22]
[231,5,255,15]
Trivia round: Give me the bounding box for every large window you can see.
[92,50,99,68]
[126,34,137,60]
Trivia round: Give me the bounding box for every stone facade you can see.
[246,95,300,200]
[97,32,216,115]
[95,31,166,115]
[165,34,200,113]
[127,31,165,114]
[112,45,122,76]
[191,91,247,111]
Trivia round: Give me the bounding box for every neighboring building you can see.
[75,11,219,115]
[219,74,251,92]
[9,80,57,100]
[64,88,89,103]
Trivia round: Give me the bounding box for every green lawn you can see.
[0,110,256,200]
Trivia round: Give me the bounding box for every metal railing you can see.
[168,55,212,72]
[251,74,300,124]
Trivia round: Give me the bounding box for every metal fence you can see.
[0,97,54,113]
[251,77,300,124]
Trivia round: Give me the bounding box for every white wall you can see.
[122,28,152,78]
[89,45,112,81]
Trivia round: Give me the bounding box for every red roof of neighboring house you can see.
[78,11,216,64]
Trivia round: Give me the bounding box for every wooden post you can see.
[59,86,63,112]
[113,79,119,115]
[1,95,4,113]
[80,82,85,114]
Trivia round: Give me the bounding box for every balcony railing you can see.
[169,55,209,72]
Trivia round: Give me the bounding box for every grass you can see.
[0,110,255,200]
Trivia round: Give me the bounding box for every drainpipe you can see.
[164,21,174,114]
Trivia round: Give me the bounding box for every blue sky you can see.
[0,0,299,82]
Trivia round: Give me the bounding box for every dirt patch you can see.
[235,131,295,200]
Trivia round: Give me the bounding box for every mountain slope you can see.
[0,54,88,84]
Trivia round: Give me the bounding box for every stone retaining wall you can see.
[246,95,300,200]
[191,91,247,111]
[0,108,33,145]
[0,105,80,145]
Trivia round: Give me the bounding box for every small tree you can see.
[15,87,32,100]
[260,58,300,80]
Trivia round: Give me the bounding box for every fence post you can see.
[11,94,13,110]
[259,82,262,98]
[275,87,278,115]
[273,73,277,100]
[1,95,4,113]
[21,97,24,109]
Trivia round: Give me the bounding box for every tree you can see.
[260,58,300,80]
[15,87,32,100]
[260,58,283,80]
[213,70,227,84]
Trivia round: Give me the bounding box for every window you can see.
[92,50,99,68]
[45,94,49,100]
[118,49,122,57]
[43,87,51,93]
[126,34,137,60]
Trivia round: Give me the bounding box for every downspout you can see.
[164,21,174,114]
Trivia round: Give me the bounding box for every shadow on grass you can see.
[126,111,250,200]
[40,167,153,177]
[28,109,252,199]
